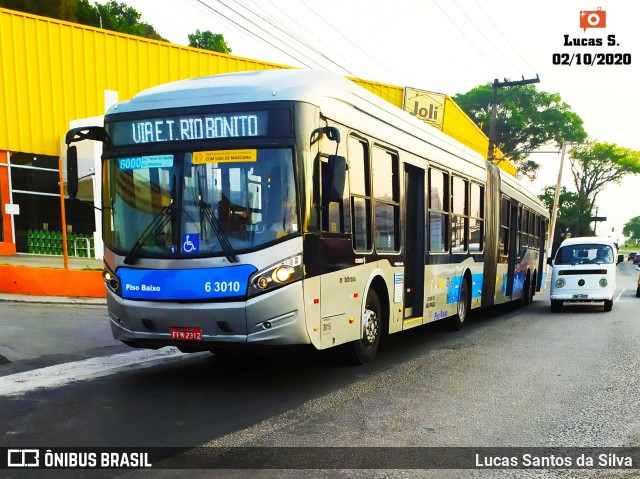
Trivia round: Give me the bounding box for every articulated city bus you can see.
[66,70,548,364]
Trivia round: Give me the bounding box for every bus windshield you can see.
[103,148,298,258]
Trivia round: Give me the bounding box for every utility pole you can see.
[547,141,570,258]
[487,75,540,162]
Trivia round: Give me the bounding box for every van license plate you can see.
[171,327,203,340]
[572,294,588,299]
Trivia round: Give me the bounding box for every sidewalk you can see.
[0,253,103,270]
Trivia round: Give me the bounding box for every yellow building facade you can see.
[0,7,514,256]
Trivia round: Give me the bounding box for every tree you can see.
[538,186,591,244]
[76,0,166,41]
[0,0,77,21]
[453,84,587,179]
[188,29,231,54]
[568,142,640,236]
[622,216,640,243]
[1,0,167,41]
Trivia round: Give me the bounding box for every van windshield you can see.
[555,244,614,265]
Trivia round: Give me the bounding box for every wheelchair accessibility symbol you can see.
[182,233,199,254]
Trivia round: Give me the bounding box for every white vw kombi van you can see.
[547,237,623,312]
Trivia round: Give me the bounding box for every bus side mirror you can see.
[67,145,79,199]
[322,155,346,205]
[617,254,624,264]
[546,257,553,266]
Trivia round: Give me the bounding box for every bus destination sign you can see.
[107,111,268,145]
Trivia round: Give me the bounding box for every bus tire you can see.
[604,300,613,312]
[522,273,533,306]
[350,289,382,365]
[550,300,562,312]
[447,276,470,331]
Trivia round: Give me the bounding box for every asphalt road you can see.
[1,262,639,479]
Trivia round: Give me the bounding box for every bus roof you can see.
[109,69,482,164]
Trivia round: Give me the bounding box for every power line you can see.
[249,0,369,77]
[431,0,503,75]
[212,0,331,69]
[186,0,275,53]
[449,0,523,74]
[194,0,325,69]
[190,0,401,98]
[297,0,407,85]
[471,0,538,75]
[227,0,359,76]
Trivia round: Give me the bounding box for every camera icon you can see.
[580,7,606,31]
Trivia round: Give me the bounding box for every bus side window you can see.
[348,136,371,251]
[451,175,468,253]
[372,146,399,252]
[469,183,484,252]
[428,167,449,253]
[500,196,510,256]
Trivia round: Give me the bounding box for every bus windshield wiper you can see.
[197,172,238,263]
[124,178,176,265]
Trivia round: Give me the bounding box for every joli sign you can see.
[403,87,446,130]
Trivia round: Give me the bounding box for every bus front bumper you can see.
[106,281,311,350]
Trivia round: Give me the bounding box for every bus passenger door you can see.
[505,200,519,297]
[403,165,425,320]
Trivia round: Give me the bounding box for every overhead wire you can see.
[211,0,346,71]
[227,0,359,76]
[244,0,368,78]
[169,0,538,98]
[471,0,538,75]
[185,0,275,53]
[297,0,408,86]
[432,0,503,76]
[193,0,318,68]
[191,0,402,98]
[449,0,524,75]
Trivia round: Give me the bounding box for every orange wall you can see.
[0,265,105,297]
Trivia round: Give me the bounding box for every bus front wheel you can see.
[350,289,382,365]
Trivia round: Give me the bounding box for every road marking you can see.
[616,290,626,301]
[0,347,186,397]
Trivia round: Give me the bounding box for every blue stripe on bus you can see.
[502,271,527,295]
[447,273,483,304]
[118,265,257,301]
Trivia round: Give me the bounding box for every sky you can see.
[123,0,640,243]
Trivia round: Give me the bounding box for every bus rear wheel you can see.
[350,289,382,365]
[604,300,613,312]
[522,272,534,306]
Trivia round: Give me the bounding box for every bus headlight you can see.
[273,266,295,283]
[599,278,608,288]
[102,266,121,294]
[555,278,566,288]
[248,254,303,296]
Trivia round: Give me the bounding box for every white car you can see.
[547,237,623,312]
